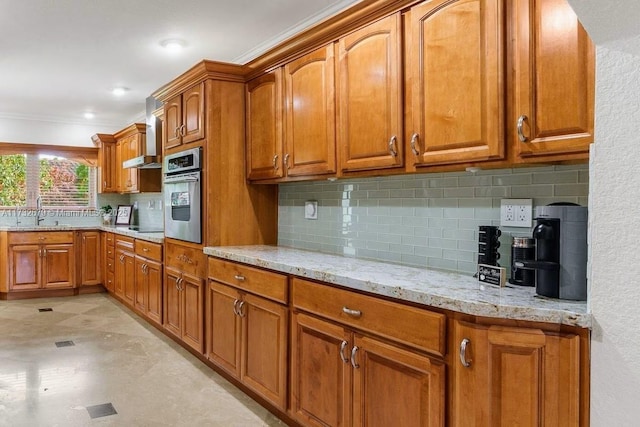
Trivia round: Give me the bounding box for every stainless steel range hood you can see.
[123,96,163,169]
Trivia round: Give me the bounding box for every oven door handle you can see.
[163,176,199,184]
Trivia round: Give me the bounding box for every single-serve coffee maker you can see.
[513,204,588,300]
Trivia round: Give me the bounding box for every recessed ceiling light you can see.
[111,87,129,96]
[160,38,186,52]
[83,112,95,119]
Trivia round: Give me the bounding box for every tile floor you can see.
[0,293,285,426]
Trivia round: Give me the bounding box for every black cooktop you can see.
[127,226,164,233]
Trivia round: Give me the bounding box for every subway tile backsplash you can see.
[278,164,589,275]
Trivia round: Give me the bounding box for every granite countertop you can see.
[203,245,591,328]
[0,225,164,244]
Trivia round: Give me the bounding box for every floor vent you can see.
[86,403,118,419]
[38,308,53,312]
[55,340,75,348]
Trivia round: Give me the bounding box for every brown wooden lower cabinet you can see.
[290,312,445,427]
[134,257,162,326]
[451,320,581,427]
[163,266,204,353]
[8,232,75,291]
[205,280,288,410]
[115,248,135,303]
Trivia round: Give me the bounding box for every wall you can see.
[0,116,119,147]
[279,164,588,275]
[587,44,640,424]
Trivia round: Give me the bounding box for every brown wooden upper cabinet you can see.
[405,0,505,170]
[337,13,404,173]
[92,134,117,193]
[246,70,284,181]
[164,82,205,151]
[510,0,594,162]
[284,44,337,178]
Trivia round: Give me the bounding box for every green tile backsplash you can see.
[278,164,589,275]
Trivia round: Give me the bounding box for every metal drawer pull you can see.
[350,346,360,369]
[272,154,279,171]
[234,274,245,281]
[460,338,471,367]
[410,133,420,156]
[339,341,349,364]
[283,153,290,170]
[388,135,398,157]
[342,307,362,318]
[517,114,529,142]
[237,301,246,317]
[142,247,149,252]
[233,299,240,316]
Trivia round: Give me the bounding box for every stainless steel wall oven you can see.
[163,147,202,244]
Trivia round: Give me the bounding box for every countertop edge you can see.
[0,225,164,244]
[203,246,592,329]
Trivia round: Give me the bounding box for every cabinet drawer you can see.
[105,232,115,247]
[106,257,115,273]
[165,241,206,278]
[135,240,162,262]
[9,231,74,245]
[208,257,288,304]
[292,278,446,356]
[115,235,134,251]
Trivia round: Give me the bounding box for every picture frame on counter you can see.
[115,204,133,225]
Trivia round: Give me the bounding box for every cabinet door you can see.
[145,260,163,326]
[246,70,284,180]
[284,44,336,177]
[134,257,147,313]
[42,243,75,289]
[337,13,403,172]
[126,134,140,191]
[241,292,288,410]
[290,312,351,427]
[164,95,182,150]
[511,0,594,160]
[9,245,41,290]
[164,267,182,339]
[352,334,445,427]
[406,0,504,168]
[181,272,204,354]
[122,252,136,306]
[115,140,124,192]
[99,142,117,193]
[451,321,581,426]
[182,83,205,144]
[80,231,101,285]
[206,281,242,377]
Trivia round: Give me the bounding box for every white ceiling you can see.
[0,0,360,131]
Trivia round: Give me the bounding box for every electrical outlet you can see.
[500,198,533,227]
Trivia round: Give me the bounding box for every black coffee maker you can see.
[514,204,588,300]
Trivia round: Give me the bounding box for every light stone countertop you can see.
[203,245,591,328]
[0,225,164,244]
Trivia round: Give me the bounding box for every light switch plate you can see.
[304,201,318,220]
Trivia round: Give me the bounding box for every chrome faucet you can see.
[36,196,44,225]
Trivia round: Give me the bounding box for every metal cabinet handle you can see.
[342,307,362,318]
[388,135,398,157]
[272,154,279,171]
[43,249,46,257]
[350,346,360,369]
[237,301,246,317]
[38,248,42,258]
[410,133,420,156]
[460,338,471,367]
[119,255,125,263]
[180,124,186,137]
[174,127,180,138]
[234,274,245,281]
[339,341,350,364]
[233,299,240,316]
[283,153,290,170]
[517,115,529,142]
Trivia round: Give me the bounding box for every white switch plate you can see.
[304,201,318,220]
[500,198,533,227]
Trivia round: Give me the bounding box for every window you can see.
[0,153,96,209]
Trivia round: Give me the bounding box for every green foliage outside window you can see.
[0,154,27,206]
